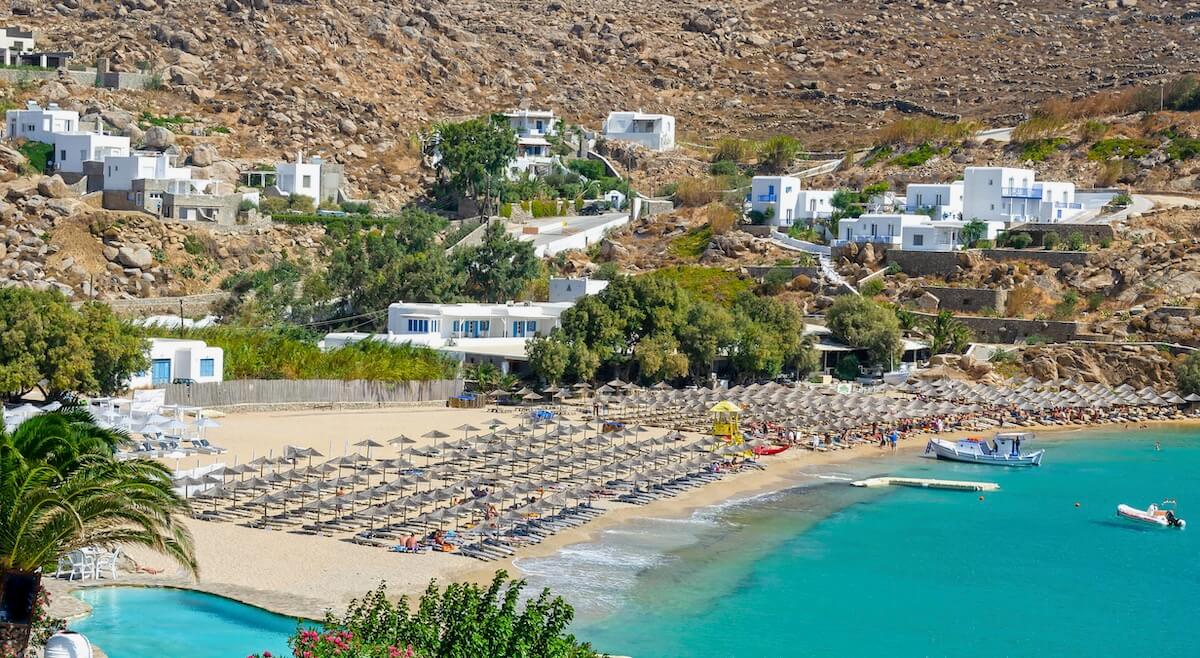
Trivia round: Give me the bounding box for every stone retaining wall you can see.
[88,292,230,317]
[879,249,962,276]
[981,248,1091,267]
[921,286,1008,314]
[744,265,821,280]
[913,311,1082,343]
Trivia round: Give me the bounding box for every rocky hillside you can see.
[15,0,1200,187]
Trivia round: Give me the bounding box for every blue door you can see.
[151,359,172,385]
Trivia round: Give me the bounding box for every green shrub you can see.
[155,326,455,380]
[889,142,944,168]
[498,203,513,219]
[1079,120,1109,142]
[860,278,886,296]
[1067,231,1086,251]
[530,199,562,218]
[1166,136,1200,161]
[714,138,754,164]
[238,199,257,212]
[1088,138,1154,161]
[1052,291,1079,320]
[973,239,994,249]
[1099,237,1112,249]
[835,354,861,381]
[668,226,713,259]
[288,194,315,213]
[1007,232,1033,249]
[1043,232,1061,250]
[566,158,606,180]
[1086,292,1105,312]
[16,141,52,174]
[1017,137,1067,162]
[709,159,739,176]
[860,145,894,167]
[340,201,373,215]
[182,234,206,256]
[259,196,289,215]
[1110,192,1133,207]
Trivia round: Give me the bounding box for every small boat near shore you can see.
[1117,501,1186,529]
[752,444,789,456]
[924,431,1043,467]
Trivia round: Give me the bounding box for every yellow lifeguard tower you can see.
[709,400,744,445]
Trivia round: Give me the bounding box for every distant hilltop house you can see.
[128,338,224,389]
[241,151,346,206]
[749,175,835,227]
[6,101,131,174]
[503,109,558,178]
[602,111,675,151]
[100,151,248,225]
[0,26,72,69]
[321,277,609,374]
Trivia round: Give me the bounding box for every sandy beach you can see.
[47,404,1200,622]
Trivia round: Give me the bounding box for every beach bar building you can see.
[127,338,224,389]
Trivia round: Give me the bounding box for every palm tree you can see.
[921,311,973,355]
[0,408,197,581]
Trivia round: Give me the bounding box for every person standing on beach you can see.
[889,430,899,454]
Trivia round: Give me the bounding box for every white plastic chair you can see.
[66,551,95,581]
[93,549,120,580]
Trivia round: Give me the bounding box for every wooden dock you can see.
[850,476,1000,492]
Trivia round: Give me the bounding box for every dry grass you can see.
[713,138,755,163]
[674,177,721,207]
[875,117,979,146]
[1005,283,1050,318]
[703,202,738,235]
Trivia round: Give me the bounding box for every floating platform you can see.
[850,476,1000,492]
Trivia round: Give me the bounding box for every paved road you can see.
[507,212,629,256]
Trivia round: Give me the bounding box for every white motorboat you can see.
[924,431,1043,467]
[1117,501,1185,529]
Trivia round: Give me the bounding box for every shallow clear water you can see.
[71,587,303,658]
[520,427,1200,657]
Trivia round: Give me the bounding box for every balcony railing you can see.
[756,194,777,202]
[1052,202,1083,209]
[1000,186,1044,199]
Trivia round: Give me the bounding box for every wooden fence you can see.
[163,379,464,407]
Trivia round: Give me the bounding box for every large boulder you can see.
[141,126,176,150]
[165,66,201,87]
[37,175,75,199]
[116,245,153,269]
[191,143,218,167]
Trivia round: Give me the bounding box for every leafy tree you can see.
[961,219,988,247]
[757,135,801,173]
[1176,352,1200,396]
[433,117,518,217]
[826,294,902,366]
[79,303,151,396]
[0,290,148,401]
[325,209,461,324]
[527,333,570,386]
[634,333,688,383]
[894,306,919,332]
[454,221,540,303]
[921,311,972,355]
[677,302,736,381]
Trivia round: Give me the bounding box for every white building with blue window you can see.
[128,338,224,389]
[749,176,834,227]
[321,280,612,373]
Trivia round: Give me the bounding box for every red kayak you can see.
[753,445,790,456]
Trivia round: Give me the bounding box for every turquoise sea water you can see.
[71,587,302,658]
[520,427,1200,657]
